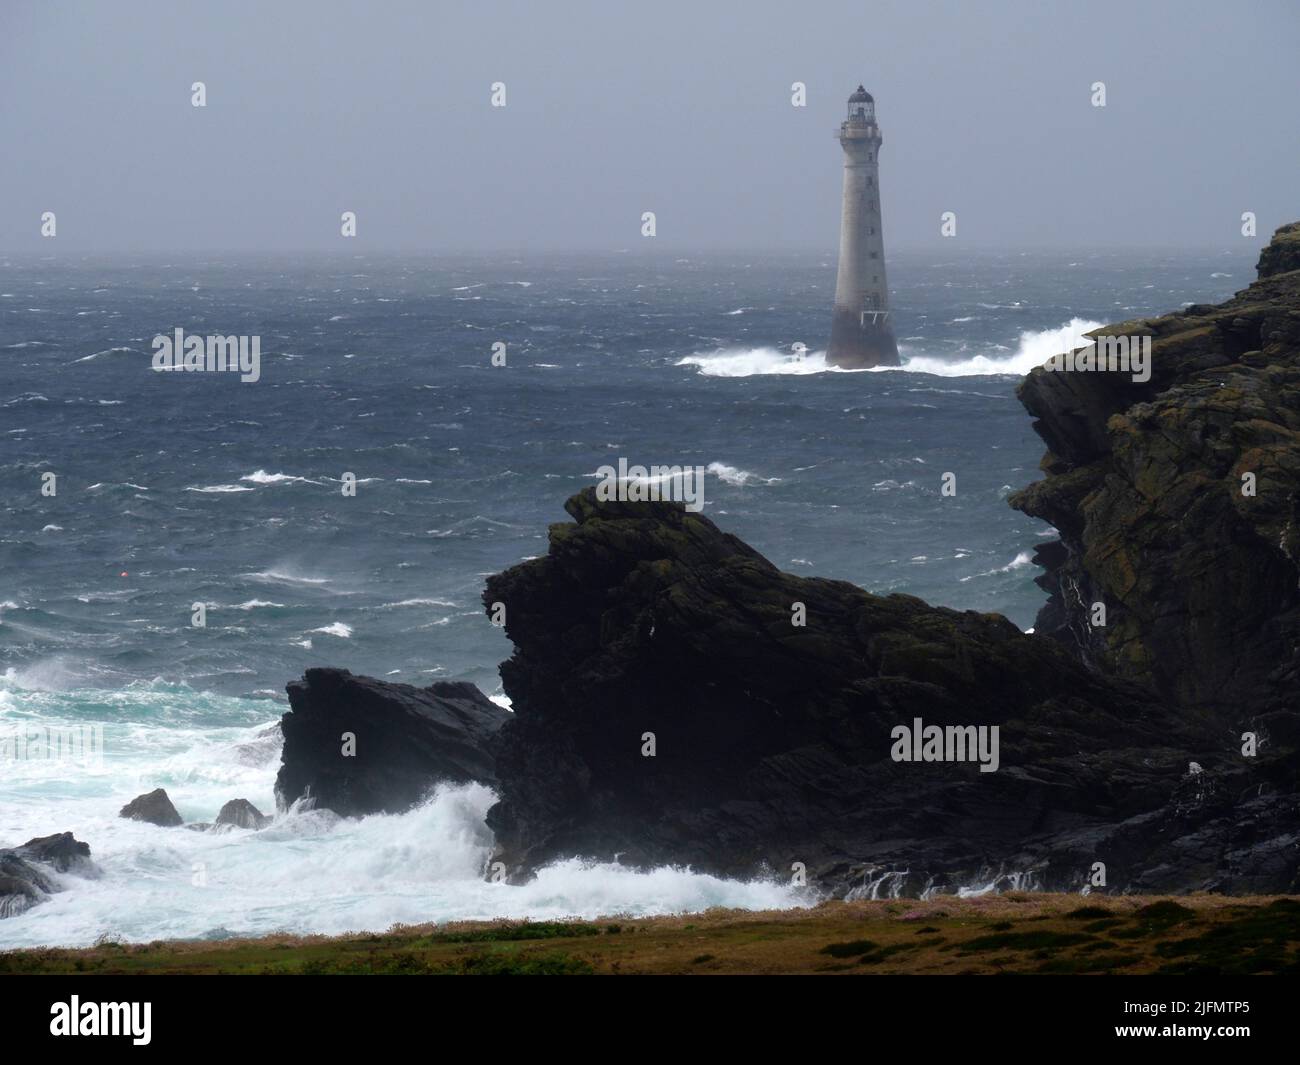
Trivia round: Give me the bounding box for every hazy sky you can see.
[2,0,1296,251]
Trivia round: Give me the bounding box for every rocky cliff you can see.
[1009,224,1300,730]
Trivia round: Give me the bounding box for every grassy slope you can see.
[3,894,1298,976]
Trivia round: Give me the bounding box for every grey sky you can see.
[2,0,1296,252]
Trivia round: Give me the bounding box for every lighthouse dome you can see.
[849,85,873,104]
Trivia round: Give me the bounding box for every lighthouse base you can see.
[827,308,900,369]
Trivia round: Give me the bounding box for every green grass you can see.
[2,895,1297,976]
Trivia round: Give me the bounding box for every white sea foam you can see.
[307,622,353,638]
[0,685,807,949]
[247,570,331,586]
[186,484,255,494]
[895,318,1104,377]
[707,462,780,487]
[676,348,841,377]
[959,550,1035,583]
[240,470,321,486]
[677,319,1106,379]
[74,346,133,363]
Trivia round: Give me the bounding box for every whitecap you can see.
[307,622,352,638]
[240,470,322,486]
[707,462,780,487]
[186,485,255,493]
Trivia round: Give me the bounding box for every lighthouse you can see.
[827,85,900,369]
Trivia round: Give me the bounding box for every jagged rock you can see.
[0,854,54,919]
[16,832,93,872]
[0,834,95,919]
[119,788,183,827]
[214,799,268,830]
[478,488,1287,894]
[275,667,508,817]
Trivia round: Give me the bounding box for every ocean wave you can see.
[707,462,780,487]
[894,318,1104,377]
[427,516,516,539]
[186,484,255,493]
[307,622,353,638]
[74,346,134,363]
[676,348,840,377]
[240,470,323,486]
[676,319,1104,379]
[959,550,1035,582]
[0,776,806,949]
[247,570,332,586]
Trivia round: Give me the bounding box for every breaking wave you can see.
[0,681,807,949]
[677,318,1105,379]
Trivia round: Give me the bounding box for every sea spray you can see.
[678,318,1105,379]
[0,685,807,949]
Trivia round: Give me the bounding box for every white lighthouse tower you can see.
[827,85,900,369]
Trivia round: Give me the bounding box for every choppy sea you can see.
[0,249,1244,946]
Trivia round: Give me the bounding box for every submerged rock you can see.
[214,799,268,830]
[119,788,183,827]
[275,667,508,817]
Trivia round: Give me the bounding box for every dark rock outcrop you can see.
[275,667,508,817]
[481,488,1296,895]
[1256,220,1300,280]
[16,832,93,872]
[214,799,269,830]
[119,788,183,827]
[0,834,96,919]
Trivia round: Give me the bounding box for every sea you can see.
[0,248,1245,946]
